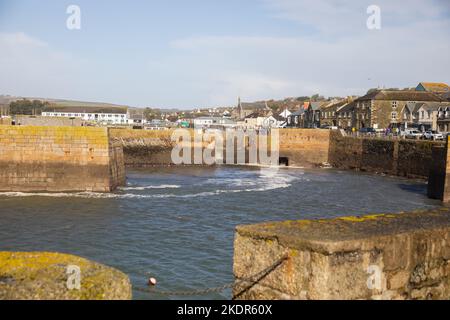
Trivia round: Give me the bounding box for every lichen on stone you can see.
[0,252,131,300]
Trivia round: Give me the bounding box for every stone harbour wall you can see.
[278,129,330,167]
[14,115,83,127]
[329,132,442,179]
[428,136,450,202]
[233,209,450,300]
[0,125,125,192]
[110,128,331,167]
[110,128,442,178]
[110,128,206,166]
[109,138,126,189]
[0,117,11,125]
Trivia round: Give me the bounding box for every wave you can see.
[0,181,291,199]
[207,169,303,187]
[0,168,302,199]
[120,184,181,191]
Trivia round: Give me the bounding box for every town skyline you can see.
[0,82,443,111]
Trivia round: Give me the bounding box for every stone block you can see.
[0,252,131,300]
[233,210,450,300]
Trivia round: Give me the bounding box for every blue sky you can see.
[0,0,449,108]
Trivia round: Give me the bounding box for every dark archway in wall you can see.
[279,157,289,166]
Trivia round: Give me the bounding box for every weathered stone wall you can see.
[109,139,126,189]
[428,137,450,202]
[329,132,442,178]
[111,128,331,167]
[0,125,125,192]
[15,115,83,127]
[327,131,363,170]
[362,139,396,174]
[279,129,330,167]
[0,117,11,125]
[110,128,203,166]
[397,140,438,178]
[111,128,441,177]
[111,128,174,166]
[328,133,396,174]
[0,252,131,300]
[427,145,447,201]
[233,209,450,300]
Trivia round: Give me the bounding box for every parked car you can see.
[404,129,423,140]
[359,127,376,135]
[422,130,444,141]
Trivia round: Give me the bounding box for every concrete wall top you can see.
[236,209,450,253]
[14,116,83,127]
[234,209,450,299]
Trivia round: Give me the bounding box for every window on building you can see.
[391,112,397,120]
[392,101,397,109]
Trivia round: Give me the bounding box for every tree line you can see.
[9,99,49,115]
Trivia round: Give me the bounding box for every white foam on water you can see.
[0,169,304,199]
[0,182,291,200]
[120,184,181,191]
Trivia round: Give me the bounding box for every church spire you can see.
[238,96,242,119]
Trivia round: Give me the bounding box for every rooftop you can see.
[42,106,128,114]
[356,90,443,102]
[336,101,356,114]
[417,82,450,93]
[245,110,272,119]
[320,99,349,111]
[239,101,270,110]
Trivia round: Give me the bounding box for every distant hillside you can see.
[0,95,129,109]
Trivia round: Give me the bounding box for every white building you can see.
[241,112,286,129]
[279,109,292,118]
[193,117,237,129]
[41,107,129,125]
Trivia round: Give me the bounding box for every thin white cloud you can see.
[262,0,450,36]
[166,0,450,104]
[1,0,449,108]
[0,32,86,99]
[0,32,47,47]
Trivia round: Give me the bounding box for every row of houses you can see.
[194,82,450,132]
[286,82,450,132]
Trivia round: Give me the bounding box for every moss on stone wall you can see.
[0,252,131,300]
